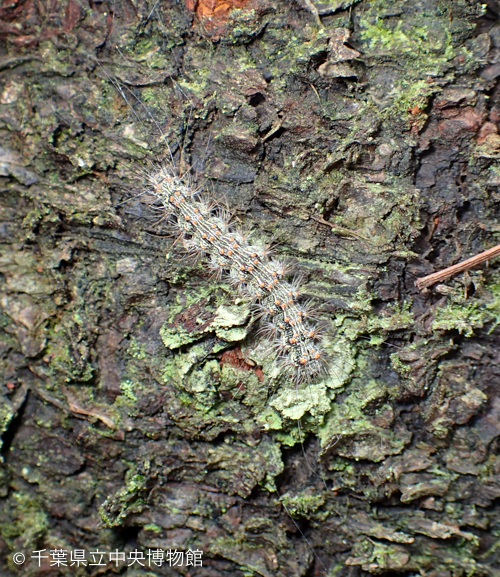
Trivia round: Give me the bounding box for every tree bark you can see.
[1,0,500,575]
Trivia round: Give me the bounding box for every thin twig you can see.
[415,243,500,291]
[146,0,160,23]
[302,0,324,28]
[281,501,329,574]
[262,117,284,142]
[309,82,322,107]
[0,55,40,71]
[311,214,373,242]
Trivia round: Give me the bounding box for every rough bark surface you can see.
[1,0,500,576]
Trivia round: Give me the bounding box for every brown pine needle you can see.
[312,214,373,242]
[415,243,500,291]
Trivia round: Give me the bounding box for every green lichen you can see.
[365,301,413,333]
[358,2,456,121]
[348,538,412,572]
[486,281,500,333]
[0,403,14,454]
[159,286,250,350]
[390,352,412,378]
[120,379,139,402]
[219,362,265,408]
[0,491,48,549]
[270,381,332,422]
[99,463,150,528]
[163,353,219,409]
[143,523,163,533]
[226,9,262,44]
[280,489,325,517]
[127,336,147,360]
[257,406,283,432]
[360,15,453,63]
[390,78,441,116]
[432,301,486,337]
[318,379,406,462]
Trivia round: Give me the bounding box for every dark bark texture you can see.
[1,0,500,575]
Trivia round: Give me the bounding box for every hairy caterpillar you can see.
[146,163,328,384]
[100,59,347,391]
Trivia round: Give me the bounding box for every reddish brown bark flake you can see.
[220,347,263,382]
[185,0,252,34]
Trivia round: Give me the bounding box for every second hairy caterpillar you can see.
[147,164,328,384]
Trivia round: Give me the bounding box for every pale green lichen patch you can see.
[99,463,151,528]
[126,336,147,360]
[120,379,139,402]
[160,290,251,350]
[358,1,455,118]
[259,439,285,492]
[156,265,426,451]
[226,8,263,43]
[346,538,412,572]
[1,491,48,550]
[212,303,251,341]
[204,437,284,497]
[270,382,332,422]
[390,352,412,379]
[208,537,281,577]
[309,180,423,264]
[162,352,219,409]
[485,280,500,333]
[431,274,500,337]
[0,402,15,454]
[432,301,485,337]
[364,301,413,333]
[318,380,409,462]
[219,361,265,407]
[360,16,453,68]
[280,489,325,518]
[322,335,356,389]
[257,406,283,432]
